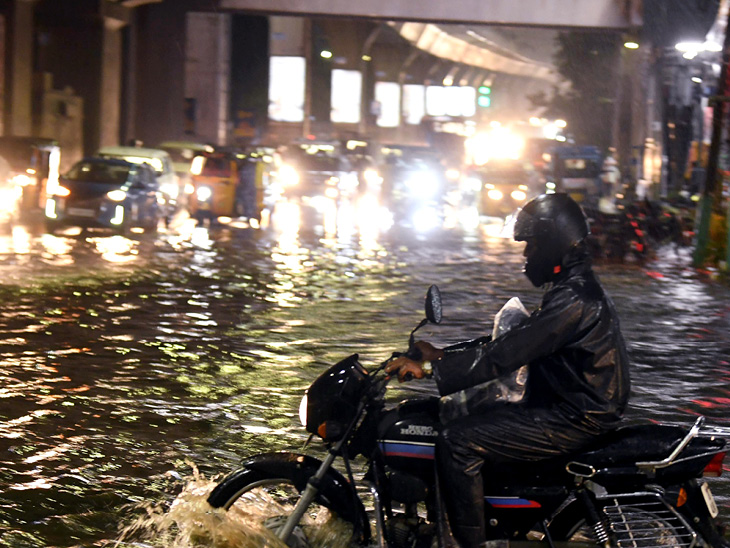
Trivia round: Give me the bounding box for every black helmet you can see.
[513,193,589,287]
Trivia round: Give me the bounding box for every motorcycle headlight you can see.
[196,186,213,202]
[299,393,308,427]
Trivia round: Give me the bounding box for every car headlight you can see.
[51,185,71,197]
[363,168,382,185]
[107,189,127,202]
[406,171,439,196]
[487,189,504,201]
[11,173,33,186]
[196,186,213,202]
[279,165,300,187]
[299,394,308,427]
[510,190,527,201]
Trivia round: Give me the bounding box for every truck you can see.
[548,145,603,206]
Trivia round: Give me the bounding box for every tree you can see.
[529,31,622,150]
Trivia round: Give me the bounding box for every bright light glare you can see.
[196,186,213,201]
[363,168,382,186]
[278,165,300,186]
[466,128,524,165]
[510,190,527,201]
[406,172,439,196]
[122,156,163,172]
[487,189,504,201]
[190,156,204,176]
[110,205,125,225]
[12,174,32,186]
[624,41,639,49]
[412,206,439,232]
[107,190,127,202]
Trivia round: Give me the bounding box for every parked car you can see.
[96,145,179,218]
[44,157,162,234]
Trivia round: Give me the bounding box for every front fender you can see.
[207,451,371,544]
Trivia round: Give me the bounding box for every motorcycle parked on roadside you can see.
[207,286,729,548]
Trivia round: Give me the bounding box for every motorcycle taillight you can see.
[703,452,726,477]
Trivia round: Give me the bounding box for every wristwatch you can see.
[422,361,433,377]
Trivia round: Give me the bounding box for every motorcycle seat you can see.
[566,423,687,468]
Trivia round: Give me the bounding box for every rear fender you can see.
[208,451,370,544]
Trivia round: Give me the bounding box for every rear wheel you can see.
[208,475,356,548]
[561,506,690,547]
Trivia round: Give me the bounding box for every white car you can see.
[96,146,180,213]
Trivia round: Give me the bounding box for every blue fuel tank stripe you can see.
[378,441,435,459]
[486,497,541,508]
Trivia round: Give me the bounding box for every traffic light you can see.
[477,85,491,107]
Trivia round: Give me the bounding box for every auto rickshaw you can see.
[0,137,61,214]
[187,150,245,223]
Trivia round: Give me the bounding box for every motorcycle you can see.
[207,286,729,548]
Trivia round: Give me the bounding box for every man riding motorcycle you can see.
[385,193,631,548]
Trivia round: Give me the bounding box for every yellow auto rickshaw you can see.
[0,137,61,213]
[187,150,243,223]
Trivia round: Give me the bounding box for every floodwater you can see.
[1,199,729,547]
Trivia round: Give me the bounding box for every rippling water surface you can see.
[0,206,729,547]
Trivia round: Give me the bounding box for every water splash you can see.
[115,467,353,548]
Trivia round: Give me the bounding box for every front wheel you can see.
[208,474,357,548]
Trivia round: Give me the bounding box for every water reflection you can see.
[0,200,728,547]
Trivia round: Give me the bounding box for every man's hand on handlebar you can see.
[385,341,444,382]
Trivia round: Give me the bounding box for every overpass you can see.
[220,0,642,29]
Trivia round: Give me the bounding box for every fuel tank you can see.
[376,396,441,477]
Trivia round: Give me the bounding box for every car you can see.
[96,145,179,218]
[44,157,162,233]
[274,142,358,202]
[156,140,214,202]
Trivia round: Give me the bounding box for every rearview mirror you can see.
[425,285,442,324]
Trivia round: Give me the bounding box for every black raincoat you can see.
[434,257,630,425]
[432,253,631,547]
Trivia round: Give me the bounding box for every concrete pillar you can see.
[99,16,125,148]
[9,0,37,136]
[185,12,231,145]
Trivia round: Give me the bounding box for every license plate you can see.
[67,207,96,218]
[701,482,719,518]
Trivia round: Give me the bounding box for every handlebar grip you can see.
[402,372,414,382]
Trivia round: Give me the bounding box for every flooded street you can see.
[1,202,730,547]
